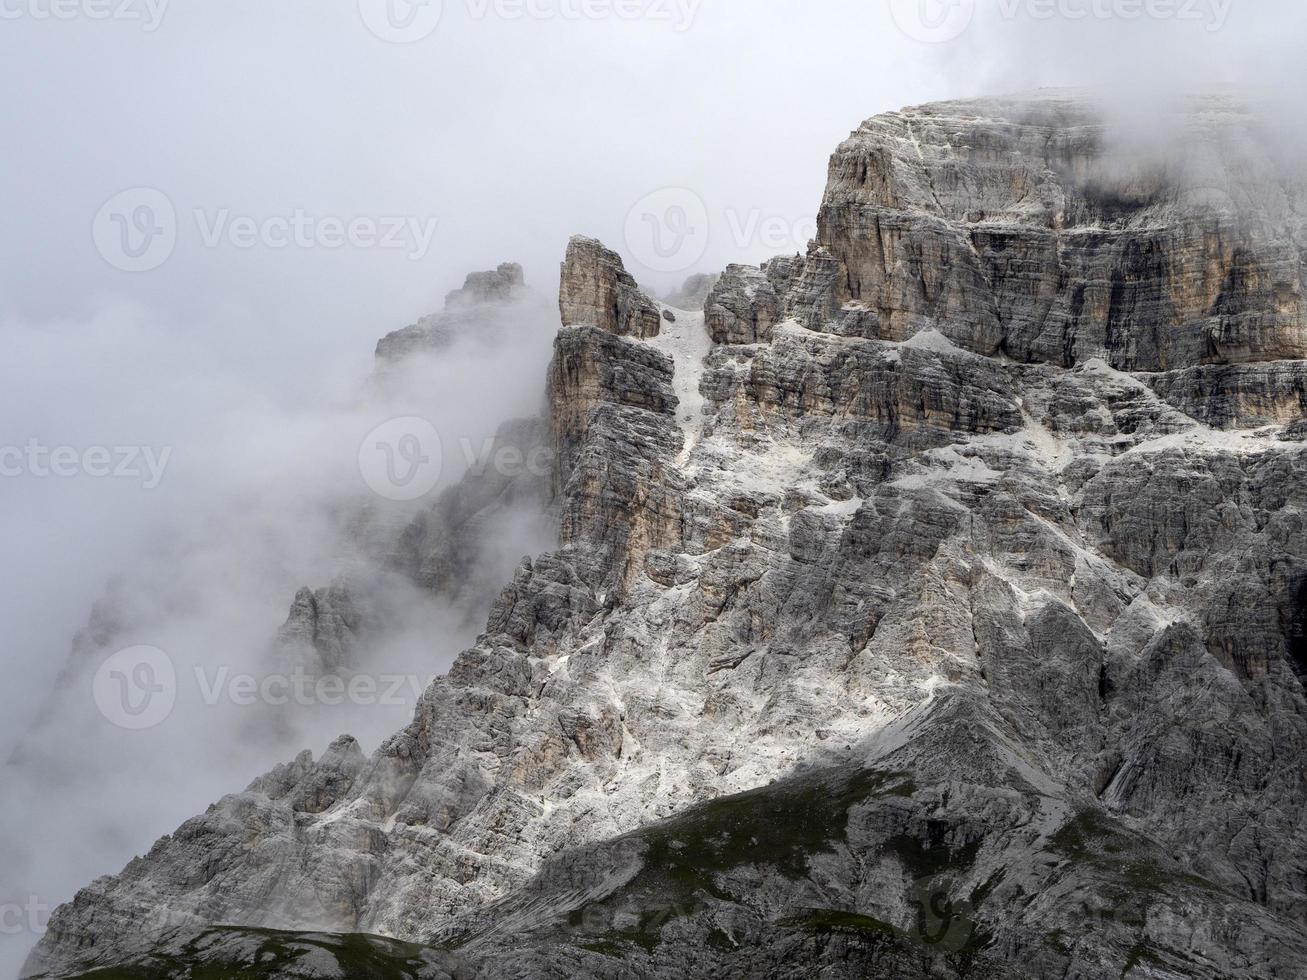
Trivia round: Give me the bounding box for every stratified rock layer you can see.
[704,263,783,345]
[809,93,1307,372]
[558,236,661,339]
[27,93,1307,980]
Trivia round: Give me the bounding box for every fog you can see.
[0,0,1300,975]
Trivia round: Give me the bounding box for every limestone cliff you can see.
[558,236,662,340]
[25,93,1307,980]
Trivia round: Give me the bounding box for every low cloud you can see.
[3,1,1304,975]
[0,287,559,974]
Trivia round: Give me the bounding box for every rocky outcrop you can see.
[387,415,554,600]
[274,585,371,675]
[546,323,684,587]
[27,94,1307,980]
[375,263,526,362]
[700,326,1023,459]
[797,92,1307,371]
[558,236,661,339]
[1143,360,1307,428]
[704,264,782,345]
[450,262,525,306]
[702,258,816,346]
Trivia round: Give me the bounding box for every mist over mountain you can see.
[4,3,1307,980]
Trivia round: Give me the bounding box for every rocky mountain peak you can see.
[558,235,662,339]
[25,92,1307,980]
[446,261,525,308]
[375,261,533,363]
[805,92,1307,372]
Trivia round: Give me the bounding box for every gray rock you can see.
[375,263,526,362]
[26,92,1307,980]
[802,92,1307,370]
[704,263,782,345]
[1143,361,1307,428]
[558,236,661,339]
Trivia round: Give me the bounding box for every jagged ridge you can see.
[26,92,1307,980]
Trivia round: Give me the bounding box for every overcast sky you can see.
[1,0,1303,974]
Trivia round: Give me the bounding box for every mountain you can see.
[24,91,1307,980]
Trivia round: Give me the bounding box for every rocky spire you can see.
[558,235,662,339]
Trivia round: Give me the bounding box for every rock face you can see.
[26,93,1307,980]
[558,235,662,339]
[386,413,555,600]
[275,585,371,675]
[704,263,784,344]
[453,262,526,306]
[1143,361,1307,428]
[813,94,1307,368]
